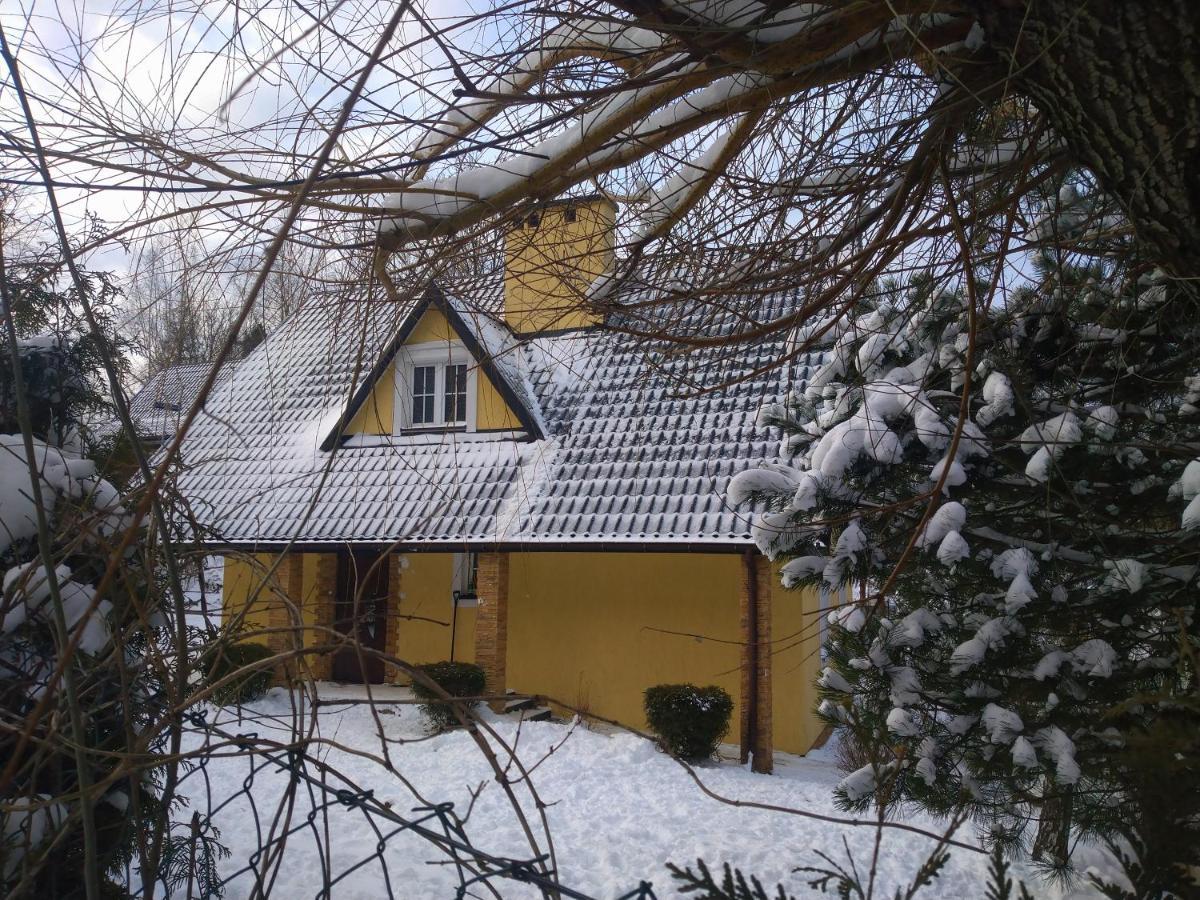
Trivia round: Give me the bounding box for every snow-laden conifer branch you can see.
[727,180,1200,886]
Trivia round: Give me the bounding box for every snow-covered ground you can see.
[182,555,223,632]
[179,684,1112,899]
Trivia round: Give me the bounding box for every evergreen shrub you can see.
[205,641,275,705]
[411,661,486,731]
[644,683,733,761]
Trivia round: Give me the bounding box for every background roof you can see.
[128,364,213,441]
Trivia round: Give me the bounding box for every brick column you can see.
[474,551,509,710]
[260,554,303,683]
[276,554,304,635]
[384,554,405,683]
[739,551,774,774]
[308,553,338,681]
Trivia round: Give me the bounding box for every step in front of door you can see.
[502,691,552,721]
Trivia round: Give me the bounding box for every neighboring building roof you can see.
[127,364,213,442]
[174,264,823,549]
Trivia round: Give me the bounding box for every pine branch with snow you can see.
[729,182,1200,892]
[0,335,213,896]
[669,858,796,900]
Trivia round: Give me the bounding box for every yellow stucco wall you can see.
[393,552,476,665]
[221,549,822,755]
[345,308,522,436]
[221,552,331,649]
[506,551,822,756]
[221,554,277,638]
[476,379,522,432]
[347,369,394,435]
[770,568,826,755]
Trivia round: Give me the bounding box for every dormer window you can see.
[396,344,476,432]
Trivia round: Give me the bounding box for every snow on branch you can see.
[406,18,667,177]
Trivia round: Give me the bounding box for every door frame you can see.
[331,550,390,684]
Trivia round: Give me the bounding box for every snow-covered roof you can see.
[174,269,823,548]
[127,364,213,441]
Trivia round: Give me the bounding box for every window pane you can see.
[444,364,468,423]
[465,551,478,595]
[412,365,436,424]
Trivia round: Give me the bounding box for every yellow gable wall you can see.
[346,368,395,435]
[345,309,523,436]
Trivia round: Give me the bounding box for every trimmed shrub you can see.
[644,683,734,761]
[410,661,486,731]
[205,641,275,705]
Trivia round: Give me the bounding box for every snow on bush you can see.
[643,683,734,761]
[1,440,122,659]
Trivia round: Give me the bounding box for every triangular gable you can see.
[320,283,545,451]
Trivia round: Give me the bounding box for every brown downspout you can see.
[742,547,759,769]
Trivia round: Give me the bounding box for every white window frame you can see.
[394,342,477,433]
[451,552,479,607]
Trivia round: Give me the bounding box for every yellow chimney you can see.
[503,196,616,334]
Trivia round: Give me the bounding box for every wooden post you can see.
[385,553,405,683]
[474,551,509,710]
[739,549,773,774]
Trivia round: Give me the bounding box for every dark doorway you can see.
[332,551,390,684]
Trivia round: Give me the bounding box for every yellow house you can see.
[182,198,828,771]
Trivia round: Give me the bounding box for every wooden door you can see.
[332,551,389,684]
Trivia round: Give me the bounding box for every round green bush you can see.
[644,683,734,761]
[204,641,275,705]
[410,661,486,731]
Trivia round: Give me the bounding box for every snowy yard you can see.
[180,684,1113,899]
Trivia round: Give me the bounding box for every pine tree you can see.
[728,184,1200,893]
[1,331,221,894]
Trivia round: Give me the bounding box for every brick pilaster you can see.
[261,554,300,648]
[308,553,338,681]
[260,554,304,683]
[385,554,405,683]
[739,552,774,774]
[474,551,509,709]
